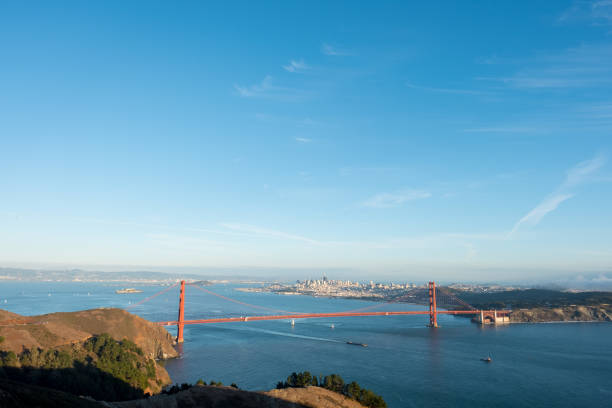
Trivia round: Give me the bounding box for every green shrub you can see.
[0,334,160,401]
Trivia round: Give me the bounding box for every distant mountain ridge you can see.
[0,267,217,283]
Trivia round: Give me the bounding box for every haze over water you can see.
[2,281,611,408]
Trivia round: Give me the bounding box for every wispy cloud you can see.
[283,59,309,73]
[462,127,538,133]
[510,154,606,236]
[321,43,351,56]
[234,76,310,100]
[234,76,274,97]
[510,193,574,235]
[362,189,431,208]
[406,82,489,95]
[559,0,612,26]
[147,233,231,252]
[220,223,318,244]
[219,221,501,254]
[295,137,312,143]
[297,118,321,127]
[480,44,612,89]
[564,154,606,187]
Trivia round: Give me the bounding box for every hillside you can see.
[0,377,105,408]
[0,381,372,408]
[0,333,172,400]
[0,308,177,400]
[454,289,612,310]
[115,384,369,408]
[266,386,369,408]
[0,308,177,359]
[509,305,612,322]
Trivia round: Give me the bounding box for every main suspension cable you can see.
[126,282,180,310]
[187,283,304,315]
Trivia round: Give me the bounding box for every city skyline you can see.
[1,1,612,280]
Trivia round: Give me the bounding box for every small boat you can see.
[115,288,143,294]
[346,341,367,347]
[481,353,492,363]
[291,319,295,326]
[330,324,335,329]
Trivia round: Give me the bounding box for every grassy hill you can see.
[0,308,177,360]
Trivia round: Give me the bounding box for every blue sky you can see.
[1,1,612,280]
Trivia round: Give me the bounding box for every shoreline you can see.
[235,288,612,325]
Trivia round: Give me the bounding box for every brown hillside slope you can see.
[114,385,368,408]
[266,386,367,408]
[0,308,177,360]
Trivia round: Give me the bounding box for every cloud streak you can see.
[321,43,351,56]
[462,127,538,133]
[564,154,606,187]
[480,44,612,89]
[220,223,318,244]
[509,154,605,236]
[406,82,489,95]
[283,59,309,73]
[362,189,431,208]
[234,76,309,101]
[559,0,612,26]
[510,193,574,235]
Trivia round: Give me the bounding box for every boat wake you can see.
[240,327,342,343]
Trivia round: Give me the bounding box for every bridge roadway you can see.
[157,309,507,326]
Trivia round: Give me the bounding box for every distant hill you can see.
[0,267,214,283]
[453,288,612,310]
[0,308,177,360]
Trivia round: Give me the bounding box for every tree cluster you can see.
[0,333,159,401]
[276,371,386,408]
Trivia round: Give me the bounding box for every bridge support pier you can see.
[177,280,185,343]
[428,281,438,328]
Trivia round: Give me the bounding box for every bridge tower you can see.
[177,280,185,343]
[428,281,438,328]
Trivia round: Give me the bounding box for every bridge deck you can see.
[157,309,507,326]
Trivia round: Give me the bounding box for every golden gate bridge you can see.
[129,281,509,343]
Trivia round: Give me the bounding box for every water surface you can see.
[1,282,610,407]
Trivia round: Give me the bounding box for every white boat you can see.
[115,288,143,294]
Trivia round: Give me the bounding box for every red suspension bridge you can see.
[134,281,509,343]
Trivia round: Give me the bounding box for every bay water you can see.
[1,281,611,407]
